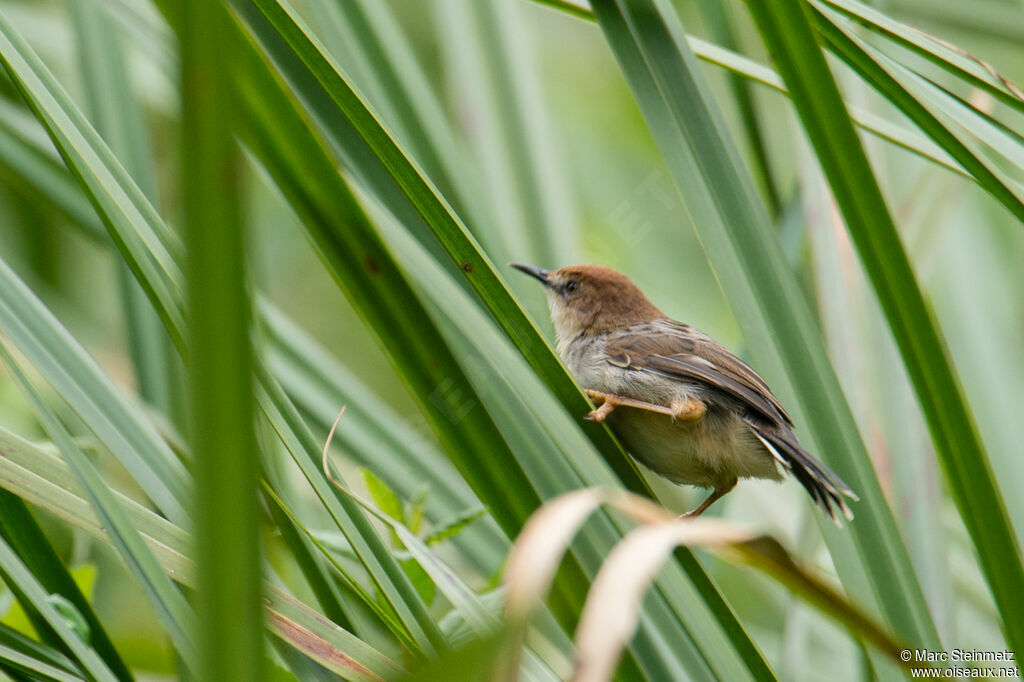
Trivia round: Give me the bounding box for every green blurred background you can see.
[0,0,1021,678]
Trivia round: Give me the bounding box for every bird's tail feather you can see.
[748,423,858,524]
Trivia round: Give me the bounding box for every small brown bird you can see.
[512,262,857,521]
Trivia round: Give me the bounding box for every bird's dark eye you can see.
[566,281,579,294]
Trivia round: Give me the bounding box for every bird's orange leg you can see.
[583,390,707,424]
[583,389,676,422]
[680,479,736,519]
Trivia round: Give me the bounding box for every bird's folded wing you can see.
[603,319,793,426]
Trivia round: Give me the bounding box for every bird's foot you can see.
[677,481,736,519]
[584,399,616,423]
[670,397,706,422]
[583,390,619,422]
[583,390,675,422]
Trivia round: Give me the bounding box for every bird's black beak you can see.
[510,262,550,286]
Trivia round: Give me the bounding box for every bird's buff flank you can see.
[512,262,857,521]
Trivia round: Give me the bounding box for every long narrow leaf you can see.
[0,255,189,525]
[0,7,457,658]
[439,0,578,265]
[0,635,84,682]
[0,424,403,681]
[0,344,196,671]
[0,530,118,682]
[0,12,190,525]
[256,377,445,657]
[68,0,179,420]
[261,303,509,575]
[180,0,265,678]
[588,0,941,665]
[305,466,564,682]
[0,11,184,350]
[524,0,971,179]
[747,0,1024,655]
[230,2,781,677]
[694,0,781,214]
[303,0,492,241]
[809,6,1024,224]
[0,621,81,680]
[0,101,106,241]
[817,0,1024,114]
[0,491,132,681]
[261,466,357,635]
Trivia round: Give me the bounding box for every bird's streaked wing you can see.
[603,319,793,426]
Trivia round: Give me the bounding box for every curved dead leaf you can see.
[502,487,923,682]
[503,487,670,620]
[571,520,756,682]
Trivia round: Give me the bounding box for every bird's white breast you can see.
[558,333,612,392]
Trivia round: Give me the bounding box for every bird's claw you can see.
[584,401,616,422]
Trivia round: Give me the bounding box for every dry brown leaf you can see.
[502,487,921,682]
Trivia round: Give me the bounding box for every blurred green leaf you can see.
[0,10,185,351]
[0,621,83,682]
[438,0,578,265]
[406,487,430,537]
[0,644,86,681]
[257,377,447,658]
[0,424,403,681]
[262,303,508,575]
[362,468,407,526]
[179,0,265,678]
[810,6,1024,224]
[303,0,492,245]
[0,101,106,241]
[694,0,781,214]
[0,11,190,525]
[44,595,89,645]
[749,0,1024,655]
[68,0,179,422]
[260,481,425,653]
[587,0,939,672]
[0,493,130,681]
[816,0,1024,113]
[0,254,189,526]
[262,474,357,635]
[0,516,119,682]
[525,0,973,179]
[0,344,197,670]
[394,632,507,682]
[401,560,435,609]
[424,509,487,547]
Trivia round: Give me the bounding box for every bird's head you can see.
[511,263,663,342]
